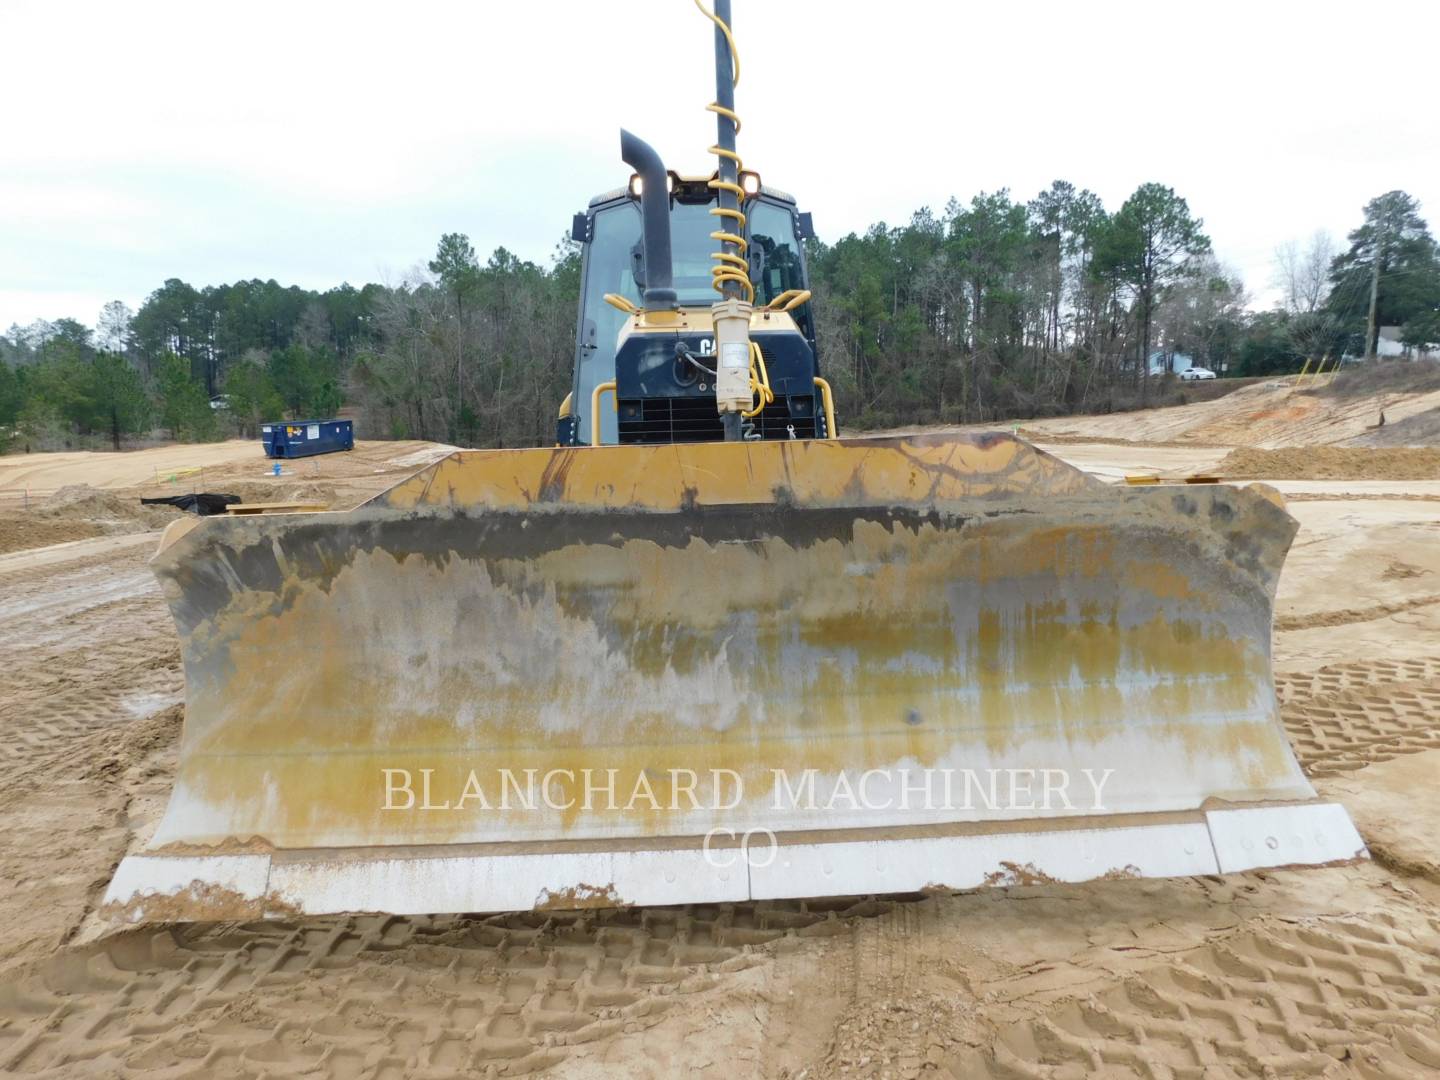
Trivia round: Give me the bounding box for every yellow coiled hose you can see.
[694,0,751,305]
[694,0,771,419]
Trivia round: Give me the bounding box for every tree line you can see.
[2,185,1437,451]
[806,186,1439,427]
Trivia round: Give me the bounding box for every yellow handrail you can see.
[589,381,617,447]
[603,293,640,315]
[814,377,837,439]
[762,289,812,313]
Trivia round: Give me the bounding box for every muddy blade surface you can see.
[105,434,1363,921]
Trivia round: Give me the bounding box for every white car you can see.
[1179,367,1216,381]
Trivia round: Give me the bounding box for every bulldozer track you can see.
[1277,659,1440,777]
[961,915,1440,1078]
[0,900,890,1078]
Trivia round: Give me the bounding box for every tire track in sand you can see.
[1277,658,1440,778]
[0,534,181,783]
[0,899,900,1077]
[1275,594,1440,633]
[961,915,1440,1078]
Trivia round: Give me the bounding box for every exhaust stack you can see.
[619,129,677,311]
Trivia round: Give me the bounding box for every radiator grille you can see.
[617,396,819,444]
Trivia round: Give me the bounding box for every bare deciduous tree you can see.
[1272,230,1335,314]
[96,300,134,353]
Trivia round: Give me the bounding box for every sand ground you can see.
[0,441,457,556]
[0,438,456,501]
[1,394,1439,1078]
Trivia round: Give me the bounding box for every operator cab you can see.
[562,174,823,446]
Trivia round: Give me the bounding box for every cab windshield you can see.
[574,196,803,444]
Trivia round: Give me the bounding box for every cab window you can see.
[748,201,804,307]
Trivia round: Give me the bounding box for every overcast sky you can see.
[3,0,1437,333]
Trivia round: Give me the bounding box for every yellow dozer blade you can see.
[104,433,1364,922]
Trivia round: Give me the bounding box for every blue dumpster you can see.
[261,419,354,459]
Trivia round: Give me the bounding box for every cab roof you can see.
[587,182,797,209]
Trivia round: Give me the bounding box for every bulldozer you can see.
[104,1,1363,923]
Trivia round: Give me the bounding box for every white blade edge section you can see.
[102,803,1367,923]
[1205,803,1367,874]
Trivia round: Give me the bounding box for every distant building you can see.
[1148,350,1196,376]
[1376,326,1439,361]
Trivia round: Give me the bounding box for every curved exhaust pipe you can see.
[620,129,677,310]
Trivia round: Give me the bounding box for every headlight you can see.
[629,173,677,198]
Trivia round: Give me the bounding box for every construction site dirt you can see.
[2,380,1439,1078]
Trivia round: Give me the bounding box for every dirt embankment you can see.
[0,486,184,556]
[1352,406,1440,447]
[1219,445,1440,481]
[0,438,455,500]
[1017,364,1440,450]
[1309,356,1440,399]
[0,440,458,557]
[40,485,184,527]
[0,517,108,556]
